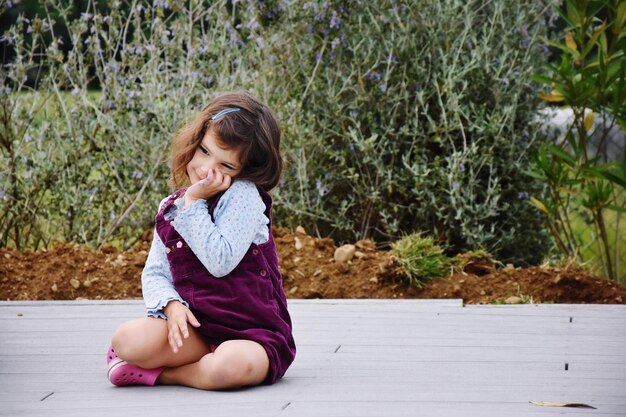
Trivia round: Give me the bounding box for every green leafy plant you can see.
[390,233,452,288]
[530,0,626,282]
[1,0,554,265]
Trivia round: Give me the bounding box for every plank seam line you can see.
[334,345,341,353]
[281,402,291,410]
[40,392,54,402]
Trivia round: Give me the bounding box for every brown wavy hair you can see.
[169,91,282,191]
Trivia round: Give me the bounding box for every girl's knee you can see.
[111,319,162,363]
[111,322,136,361]
[202,346,268,389]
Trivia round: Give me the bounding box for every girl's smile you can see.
[187,130,242,184]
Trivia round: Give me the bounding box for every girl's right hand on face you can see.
[185,168,232,208]
[163,301,201,353]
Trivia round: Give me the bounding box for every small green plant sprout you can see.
[492,285,537,305]
[452,249,501,276]
[390,233,452,289]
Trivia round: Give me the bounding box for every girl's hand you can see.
[163,300,201,353]
[185,168,232,208]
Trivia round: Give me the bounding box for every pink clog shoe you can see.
[107,357,165,386]
[106,345,118,364]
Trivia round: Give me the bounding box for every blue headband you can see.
[211,108,241,120]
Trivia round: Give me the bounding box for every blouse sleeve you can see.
[141,198,189,319]
[171,180,269,277]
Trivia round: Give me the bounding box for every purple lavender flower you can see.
[379,84,387,93]
[0,191,5,198]
[132,171,143,179]
[247,19,259,30]
[108,62,119,74]
[460,164,465,173]
[452,182,460,191]
[307,25,313,33]
[517,191,529,199]
[329,15,341,29]
[269,55,276,64]
[315,180,330,196]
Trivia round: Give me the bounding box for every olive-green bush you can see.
[0,0,555,264]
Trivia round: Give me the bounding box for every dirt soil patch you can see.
[2,227,625,304]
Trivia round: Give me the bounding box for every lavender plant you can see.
[1,0,555,266]
[269,0,555,264]
[0,0,265,249]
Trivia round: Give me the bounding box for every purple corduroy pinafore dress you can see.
[154,187,296,384]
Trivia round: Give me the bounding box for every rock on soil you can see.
[1,227,626,304]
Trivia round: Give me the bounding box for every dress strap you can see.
[155,188,187,223]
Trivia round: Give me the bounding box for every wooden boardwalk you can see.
[1,299,625,417]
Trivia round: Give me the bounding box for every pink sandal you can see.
[107,357,165,386]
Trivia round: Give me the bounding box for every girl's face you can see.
[187,129,242,184]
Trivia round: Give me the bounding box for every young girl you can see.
[107,91,296,390]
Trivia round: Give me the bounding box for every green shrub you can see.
[270,0,555,265]
[1,0,555,264]
[529,0,626,282]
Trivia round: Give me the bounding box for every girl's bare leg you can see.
[157,340,270,390]
[111,317,212,368]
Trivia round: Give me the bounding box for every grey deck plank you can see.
[1,300,625,417]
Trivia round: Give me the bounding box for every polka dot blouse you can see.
[141,180,269,319]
